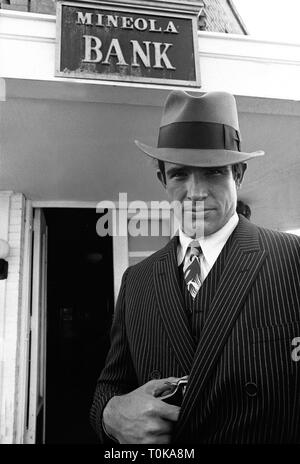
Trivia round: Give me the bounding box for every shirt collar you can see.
[177,212,239,266]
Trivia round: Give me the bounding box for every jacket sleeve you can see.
[89,267,138,442]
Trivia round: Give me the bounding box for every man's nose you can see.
[187,175,208,201]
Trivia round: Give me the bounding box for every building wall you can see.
[0,0,247,33]
[0,0,298,444]
[199,0,247,34]
[0,192,26,443]
[0,0,55,14]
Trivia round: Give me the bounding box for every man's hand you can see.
[102,378,181,444]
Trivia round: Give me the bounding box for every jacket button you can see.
[245,381,258,397]
[149,370,161,380]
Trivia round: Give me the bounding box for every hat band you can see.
[158,121,241,151]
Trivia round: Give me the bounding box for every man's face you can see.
[157,162,245,237]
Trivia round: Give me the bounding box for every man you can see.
[90,90,300,444]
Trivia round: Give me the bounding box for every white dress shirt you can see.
[177,213,239,283]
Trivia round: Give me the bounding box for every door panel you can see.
[25,209,47,444]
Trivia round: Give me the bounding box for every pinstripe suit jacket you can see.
[90,215,300,443]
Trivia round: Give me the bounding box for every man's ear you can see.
[235,163,247,188]
[157,169,166,188]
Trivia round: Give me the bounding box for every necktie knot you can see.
[188,240,202,258]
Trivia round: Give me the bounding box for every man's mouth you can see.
[180,202,216,217]
[187,207,215,213]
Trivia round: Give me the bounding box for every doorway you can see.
[44,208,114,443]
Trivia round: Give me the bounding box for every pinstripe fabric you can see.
[90,215,300,443]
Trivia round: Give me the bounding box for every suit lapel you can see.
[174,217,268,439]
[153,236,195,374]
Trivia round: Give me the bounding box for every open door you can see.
[25,209,48,444]
[44,208,114,443]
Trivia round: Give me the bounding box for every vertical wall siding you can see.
[0,192,25,443]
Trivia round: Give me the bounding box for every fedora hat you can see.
[135,90,264,167]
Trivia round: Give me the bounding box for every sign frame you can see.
[55,0,201,87]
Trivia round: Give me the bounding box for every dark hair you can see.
[158,160,166,184]
[231,163,246,181]
[236,200,251,220]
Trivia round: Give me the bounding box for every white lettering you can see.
[116,192,128,237]
[128,209,148,237]
[134,17,148,31]
[148,449,195,459]
[76,12,92,25]
[150,201,172,236]
[164,20,179,34]
[82,35,102,63]
[153,42,175,69]
[76,12,180,34]
[102,38,128,66]
[291,337,300,362]
[96,208,115,237]
[103,448,139,461]
[122,16,134,29]
[149,19,162,32]
[107,15,119,28]
[131,40,151,68]
[96,14,104,26]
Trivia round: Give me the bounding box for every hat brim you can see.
[135,140,264,167]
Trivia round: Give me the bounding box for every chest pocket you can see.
[250,321,300,354]
[251,321,300,345]
[249,321,300,402]
[250,321,300,371]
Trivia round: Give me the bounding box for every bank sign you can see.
[56,1,201,86]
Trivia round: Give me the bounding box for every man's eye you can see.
[170,171,187,179]
[207,169,224,176]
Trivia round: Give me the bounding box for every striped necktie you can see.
[183,240,202,299]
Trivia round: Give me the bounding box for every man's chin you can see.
[183,218,222,238]
[182,220,206,238]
